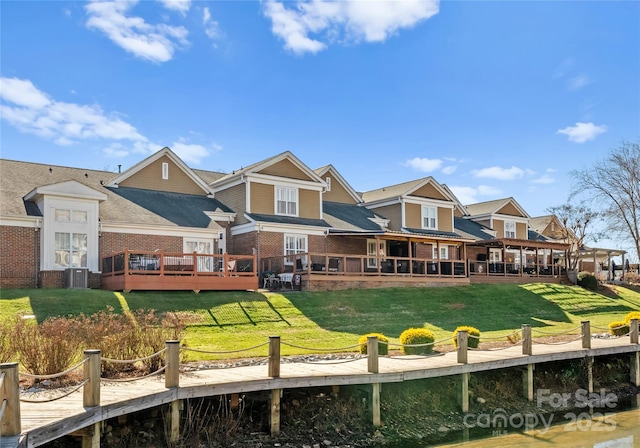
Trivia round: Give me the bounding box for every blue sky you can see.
[1,1,639,239]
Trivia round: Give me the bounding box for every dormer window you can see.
[422,206,437,230]
[276,186,298,216]
[162,162,169,179]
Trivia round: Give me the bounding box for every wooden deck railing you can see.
[260,252,467,279]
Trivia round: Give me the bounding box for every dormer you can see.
[314,164,362,205]
[210,151,327,226]
[362,177,457,233]
[465,197,531,240]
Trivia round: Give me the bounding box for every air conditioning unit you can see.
[65,268,89,289]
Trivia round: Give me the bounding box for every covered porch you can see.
[101,249,258,292]
[466,238,570,280]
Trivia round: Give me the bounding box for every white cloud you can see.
[1,76,147,147]
[203,7,220,40]
[557,122,607,143]
[405,157,442,173]
[85,0,189,63]
[170,140,211,165]
[532,175,555,185]
[568,74,591,91]
[441,165,457,175]
[449,184,501,205]
[159,0,191,15]
[472,166,525,180]
[263,0,439,55]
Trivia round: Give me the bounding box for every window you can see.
[284,234,307,265]
[433,245,448,260]
[326,177,331,192]
[162,162,169,179]
[55,209,70,222]
[276,186,298,216]
[73,210,87,223]
[184,238,213,272]
[504,220,516,238]
[367,239,386,268]
[422,206,437,230]
[55,232,87,268]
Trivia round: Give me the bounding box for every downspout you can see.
[34,219,41,288]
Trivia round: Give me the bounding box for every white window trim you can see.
[326,177,331,192]
[162,162,169,180]
[284,234,307,266]
[422,206,438,230]
[275,186,299,217]
[504,220,516,238]
[433,245,448,260]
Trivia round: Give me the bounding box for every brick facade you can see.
[0,226,39,288]
[99,232,183,258]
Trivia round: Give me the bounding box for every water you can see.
[433,396,640,447]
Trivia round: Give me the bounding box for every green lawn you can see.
[2,283,639,360]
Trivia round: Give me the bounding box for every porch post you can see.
[501,245,506,276]
[519,246,523,276]
[535,247,539,276]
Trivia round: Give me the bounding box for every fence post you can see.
[367,336,379,374]
[83,350,101,407]
[269,336,281,378]
[457,330,468,364]
[582,321,591,349]
[165,340,181,443]
[0,362,21,437]
[522,324,532,355]
[631,319,639,344]
[165,340,180,389]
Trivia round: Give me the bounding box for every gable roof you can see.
[529,215,555,234]
[314,164,363,204]
[465,197,531,219]
[211,151,325,189]
[0,159,233,229]
[105,147,213,194]
[361,177,455,204]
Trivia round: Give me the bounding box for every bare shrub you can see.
[0,319,16,363]
[12,315,81,376]
[132,309,185,372]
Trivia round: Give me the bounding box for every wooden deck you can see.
[5,336,640,448]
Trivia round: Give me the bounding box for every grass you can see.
[2,283,639,360]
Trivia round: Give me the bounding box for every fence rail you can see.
[2,320,639,441]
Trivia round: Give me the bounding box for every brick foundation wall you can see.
[0,226,39,288]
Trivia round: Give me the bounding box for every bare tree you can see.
[571,140,640,263]
[547,203,600,271]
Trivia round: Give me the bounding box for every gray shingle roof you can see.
[0,159,230,229]
[322,201,385,231]
[246,213,331,227]
[361,178,431,203]
[453,217,495,241]
[108,187,232,228]
[403,228,465,239]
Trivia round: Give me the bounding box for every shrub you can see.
[624,311,640,324]
[577,271,598,291]
[452,326,481,349]
[399,328,435,355]
[358,333,389,355]
[0,319,15,363]
[609,321,630,337]
[12,316,81,376]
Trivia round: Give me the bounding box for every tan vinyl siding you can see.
[477,219,491,229]
[410,182,447,200]
[119,155,205,195]
[250,182,274,214]
[516,222,527,239]
[258,159,314,181]
[497,202,525,217]
[215,183,248,224]
[405,203,421,228]
[323,173,356,204]
[438,207,453,232]
[299,189,321,219]
[372,204,402,231]
[494,219,505,236]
